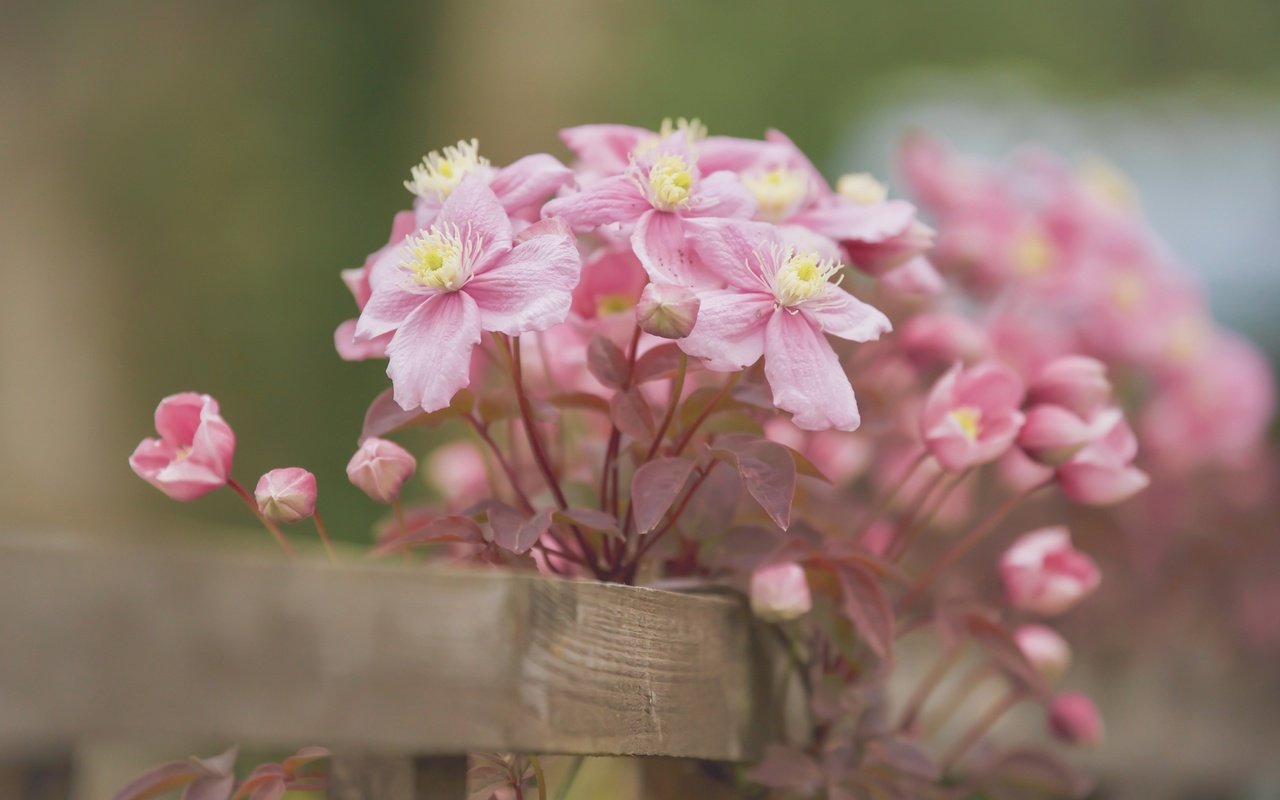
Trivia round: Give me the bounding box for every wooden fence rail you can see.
[0,535,776,798]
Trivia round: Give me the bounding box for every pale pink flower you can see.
[355,176,582,412]
[1056,410,1149,506]
[426,440,490,509]
[254,468,318,524]
[346,437,417,504]
[678,218,891,431]
[899,311,988,367]
[920,362,1026,471]
[750,561,812,622]
[129,393,235,501]
[999,527,1100,616]
[1047,692,1104,746]
[1013,624,1072,684]
[1018,404,1100,466]
[569,246,648,323]
[1027,356,1112,418]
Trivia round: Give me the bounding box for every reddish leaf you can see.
[280,746,330,776]
[679,461,741,538]
[967,614,1051,700]
[838,564,895,662]
[864,737,939,781]
[548,392,610,414]
[632,343,684,384]
[631,457,696,533]
[361,388,472,442]
[555,507,621,537]
[371,516,484,555]
[711,437,796,530]
[470,500,525,546]
[609,388,655,441]
[586,334,628,389]
[113,747,238,800]
[503,510,553,554]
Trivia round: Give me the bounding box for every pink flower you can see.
[426,440,490,509]
[1027,356,1112,418]
[355,176,583,412]
[750,561,812,622]
[920,362,1026,471]
[999,527,1100,616]
[1018,404,1100,466]
[899,312,988,367]
[1013,624,1072,684]
[254,468,318,524]
[346,437,417,503]
[129,393,235,501]
[1056,411,1149,506]
[1047,692,1104,746]
[678,218,892,431]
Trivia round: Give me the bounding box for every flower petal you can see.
[435,174,513,261]
[488,153,574,216]
[684,217,781,291]
[790,198,917,244]
[678,288,773,371]
[804,286,892,343]
[632,211,711,288]
[685,170,758,219]
[355,273,431,341]
[386,291,483,412]
[560,124,651,174]
[542,174,650,230]
[467,219,581,336]
[764,310,860,431]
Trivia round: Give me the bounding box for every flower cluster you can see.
[126,122,1274,800]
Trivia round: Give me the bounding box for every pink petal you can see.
[684,217,781,290]
[632,210,711,288]
[467,219,581,336]
[435,175,513,260]
[677,289,773,371]
[354,277,431,341]
[764,310,860,431]
[488,153,574,215]
[790,198,916,244]
[804,286,891,343]
[334,319,389,361]
[560,124,651,174]
[385,291,482,412]
[542,174,650,230]
[154,393,209,445]
[879,255,944,295]
[685,170,758,219]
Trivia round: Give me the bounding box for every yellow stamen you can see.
[744,168,809,221]
[403,227,466,291]
[1012,229,1054,277]
[836,172,888,206]
[404,139,490,201]
[948,406,982,441]
[774,249,843,307]
[657,116,708,143]
[1164,315,1210,362]
[647,154,695,211]
[1111,272,1145,311]
[597,294,633,316]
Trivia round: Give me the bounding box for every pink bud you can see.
[129,393,236,501]
[1013,624,1072,684]
[1017,405,1093,466]
[636,283,700,340]
[1028,356,1112,418]
[346,437,417,503]
[750,562,812,622]
[1047,692,1104,746]
[1056,410,1149,506]
[999,527,1100,616]
[254,468,317,524]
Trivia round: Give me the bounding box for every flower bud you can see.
[1018,404,1093,466]
[1056,410,1149,506]
[1028,356,1111,418]
[346,437,417,503]
[1013,624,1072,684]
[1047,692,1104,746]
[999,527,1100,616]
[254,468,317,524]
[636,283,700,339]
[750,562,812,623]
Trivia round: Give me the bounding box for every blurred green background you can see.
[3,0,1278,541]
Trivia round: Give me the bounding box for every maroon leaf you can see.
[548,392,610,414]
[371,516,484,556]
[631,457,696,533]
[711,437,796,530]
[678,461,741,538]
[609,387,655,441]
[864,737,939,781]
[469,500,525,546]
[113,746,238,800]
[838,564,895,662]
[586,334,628,389]
[555,507,622,537]
[360,388,474,442]
[497,509,551,554]
[967,614,1051,700]
[632,343,684,384]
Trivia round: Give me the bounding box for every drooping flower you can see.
[355,176,583,412]
[678,218,891,431]
[1056,410,1149,506]
[920,362,1026,471]
[750,561,813,622]
[999,527,1100,616]
[1047,692,1104,746]
[129,393,236,501]
[1013,624,1072,684]
[346,437,417,504]
[254,468,318,524]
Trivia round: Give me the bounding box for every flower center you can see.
[949,406,983,441]
[1013,230,1054,277]
[744,168,809,221]
[836,173,888,206]
[647,154,695,211]
[1111,272,1145,311]
[597,293,634,316]
[404,139,490,201]
[403,227,467,291]
[774,250,843,307]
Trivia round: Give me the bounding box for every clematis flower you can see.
[1047,692,1104,746]
[899,311,988,367]
[254,467,317,524]
[750,561,812,622]
[1017,404,1103,466]
[129,393,236,501]
[1013,624,1072,684]
[426,440,490,509]
[999,527,1100,616]
[920,362,1026,471]
[1056,410,1149,506]
[544,126,756,287]
[355,176,583,412]
[678,218,891,431]
[1027,355,1112,418]
[346,437,417,504]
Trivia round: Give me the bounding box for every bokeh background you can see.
[3,1,1278,797]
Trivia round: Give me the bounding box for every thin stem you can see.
[226,478,296,558]
[643,352,688,463]
[888,468,970,563]
[311,512,337,563]
[939,688,1024,772]
[554,757,585,800]
[391,498,411,565]
[624,462,715,578]
[924,662,994,737]
[671,372,740,456]
[529,755,546,800]
[896,643,964,733]
[854,450,928,537]
[897,480,1052,612]
[465,414,535,514]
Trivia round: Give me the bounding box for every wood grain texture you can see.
[0,535,773,761]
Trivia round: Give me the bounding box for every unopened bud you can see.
[636,283,700,340]
[255,468,318,524]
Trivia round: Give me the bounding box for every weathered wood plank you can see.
[0,536,772,761]
[327,754,467,799]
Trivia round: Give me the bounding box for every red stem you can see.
[312,512,337,563]
[226,478,296,558]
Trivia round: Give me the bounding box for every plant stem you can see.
[888,468,970,563]
[896,643,963,733]
[939,688,1023,772]
[311,512,337,563]
[853,449,928,537]
[671,372,740,456]
[465,415,535,514]
[391,497,411,564]
[924,661,994,737]
[643,352,687,463]
[529,755,547,800]
[554,756,585,800]
[226,478,295,558]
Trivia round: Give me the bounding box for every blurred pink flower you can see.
[1013,624,1072,684]
[1056,410,1149,505]
[356,177,583,412]
[1047,692,1104,746]
[899,311,988,367]
[750,561,812,622]
[346,437,417,504]
[920,362,1026,471]
[254,468,317,524]
[999,527,1100,616]
[1027,355,1112,418]
[1018,404,1099,466]
[679,218,891,430]
[426,440,490,509]
[129,393,235,501]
